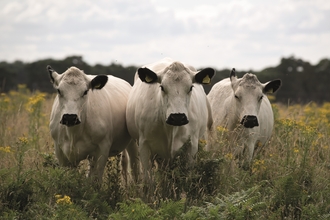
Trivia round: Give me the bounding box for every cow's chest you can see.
[60,135,96,162]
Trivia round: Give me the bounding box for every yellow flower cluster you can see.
[297,102,330,131]
[0,146,11,153]
[252,159,266,174]
[25,93,46,113]
[278,118,317,137]
[18,137,29,145]
[0,93,10,103]
[224,153,233,160]
[55,195,73,205]
[217,126,228,133]
[199,139,207,145]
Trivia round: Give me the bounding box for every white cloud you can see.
[0,0,329,70]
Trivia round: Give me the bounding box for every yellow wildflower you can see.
[254,159,265,166]
[17,84,27,90]
[199,139,207,145]
[225,153,233,160]
[252,159,266,174]
[217,126,228,133]
[18,137,29,145]
[55,195,73,205]
[25,93,46,113]
[0,146,11,153]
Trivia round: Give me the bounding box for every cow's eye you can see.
[234,95,239,100]
[259,95,263,101]
[160,85,164,92]
[57,89,62,96]
[189,86,194,92]
[83,90,88,96]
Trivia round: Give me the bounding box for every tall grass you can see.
[0,87,329,219]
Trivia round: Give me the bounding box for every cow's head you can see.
[47,65,108,127]
[138,62,215,126]
[230,68,281,128]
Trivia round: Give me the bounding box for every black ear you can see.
[230,68,236,78]
[91,75,108,90]
[263,79,282,93]
[138,67,158,83]
[47,65,56,83]
[194,68,215,84]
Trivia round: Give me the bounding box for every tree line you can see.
[0,55,329,104]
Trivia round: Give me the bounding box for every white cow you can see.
[126,58,215,182]
[207,68,281,167]
[47,65,139,182]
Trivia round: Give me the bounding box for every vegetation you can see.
[1,55,330,103]
[1,85,330,219]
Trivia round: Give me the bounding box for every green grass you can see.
[1,88,330,219]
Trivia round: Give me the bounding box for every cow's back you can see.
[88,75,132,155]
[207,78,234,128]
[190,83,213,137]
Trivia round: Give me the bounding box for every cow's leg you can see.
[240,137,256,171]
[125,139,140,183]
[88,154,108,183]
[88,143,110,183]
[139,140,155,201]
[246,136,257,162]
[187,138,198,167]
[54,144,74,167]
[121,150,129,185]
[139,141,152,184]
[205,126,217,152]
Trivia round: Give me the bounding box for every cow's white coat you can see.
[126,58,215,181]
[207,69,281,164]
[48,66,139,182]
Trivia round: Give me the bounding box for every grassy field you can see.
[0,86,330,219]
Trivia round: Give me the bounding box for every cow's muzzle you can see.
[60,114,81,127]
[166,113,189,126]
[240,115,259,128]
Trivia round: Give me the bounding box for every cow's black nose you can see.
[240,115,259,128]
[166,113,189,126]
[60,114,81,127]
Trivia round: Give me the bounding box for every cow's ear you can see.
[263,79,282,94]
[229,68,238,87]
[138,67,158,83]
[229,68,237,81]
[194,68,215,84]
[90,75,108,90]
[47,65,60,86]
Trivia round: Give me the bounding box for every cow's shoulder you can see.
[208,78,233,102]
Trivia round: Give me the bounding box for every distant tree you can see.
[26,56,91,93]
[0,61,25,92]
[0,55,329,103]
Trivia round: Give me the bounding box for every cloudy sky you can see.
[1,0,329,71]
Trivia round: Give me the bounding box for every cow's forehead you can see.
[162,62,192,83]
[238,73,261,88]
[62,67,87,86]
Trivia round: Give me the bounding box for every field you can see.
[1,86,330,219]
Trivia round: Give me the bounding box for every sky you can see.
[1,0,330,71]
